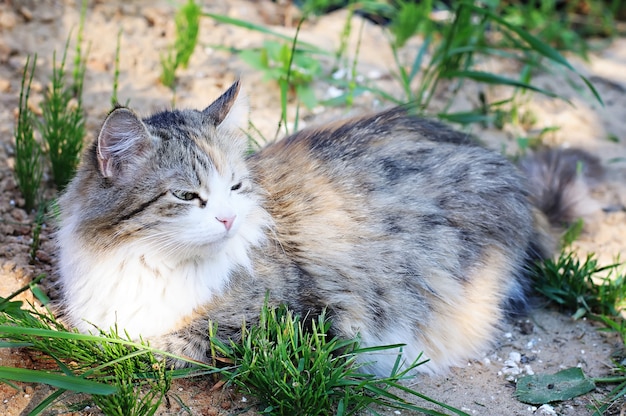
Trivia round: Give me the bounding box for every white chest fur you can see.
[58,241,234,337]
[57,202,269,338]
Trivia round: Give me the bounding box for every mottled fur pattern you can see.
[57,81,599,375]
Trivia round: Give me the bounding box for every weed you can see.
[111,29,123,107]
[0,285,213,415]
[407,2,601,120]
[533,250,625,319]
[500,0,621,58]
[39,43,86,190]
[212,301,469,416]
[29,204,46,264]
[0,280,469,416]
[160,0,201,89]
[91,347,171,416]
[207,1,601,132]
[72,0,88,98]
[13,55,42,212]
[533,219,624,319]
[14,3,88,196]
[240,38,322,110]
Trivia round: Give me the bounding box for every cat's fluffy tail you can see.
[517,148,604,226]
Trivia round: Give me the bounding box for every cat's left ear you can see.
[203,80,248,133]
[97,107,152,180]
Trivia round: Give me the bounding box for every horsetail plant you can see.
[14,55,42,212]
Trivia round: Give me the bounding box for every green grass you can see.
[39,43,86,190]
[0,285,213,416]
[204,0,603,132]
[212,302,468,416]
[13,55,42,212]
[111,29,123,107]
[531,224,626,413]
[534,250,625,319]
[500,0,621,57]
[160,0,202,89]
[38,0,88,191]
[0,285,468,416]
[13,3,88,209]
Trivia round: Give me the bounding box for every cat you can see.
[56,80,600,376]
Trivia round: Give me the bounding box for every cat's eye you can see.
[231,182,242,191]
[172,190,199,201]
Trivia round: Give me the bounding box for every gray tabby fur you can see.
[57,81,600,376]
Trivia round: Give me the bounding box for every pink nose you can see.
[216,215,236,231]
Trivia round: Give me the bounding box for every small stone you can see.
[10,208,27,222]
[19,6,33,21]
[535,404,557,415]
[35,250,51,263]
[0,78,10,92]
[508,351,522,363]
[0,10,17,29]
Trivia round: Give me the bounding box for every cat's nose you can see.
[216,215,236,231]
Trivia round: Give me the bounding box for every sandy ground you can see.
[0,0,625,415]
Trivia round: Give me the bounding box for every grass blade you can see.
[0,366,116,395]
[27,388,66,416]
[443,70,561,98]
[204,12,326,54]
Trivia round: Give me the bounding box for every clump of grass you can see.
[500,0,621,58]
[0,282,468,416]
[530,228,626,413]
[212,301,468,416]
[0,282,212,416]
[239,37,322,111]
[91,347,171,416]
[14,55,43,212]
[533,250,625,319]
[160,0,202,88]
[533,219,625,319]
[205,1,601,133]
[39,42,87,190]
[14,2,88,198]
[40,0,88,190]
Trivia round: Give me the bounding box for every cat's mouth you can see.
[193,232,234,252]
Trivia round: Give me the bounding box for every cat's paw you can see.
[149,330,213,369]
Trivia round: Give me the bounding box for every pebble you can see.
[10,208,27,222]
[35,250,51,263]
[509,351,522,363]
[0,9,17,30]
[0,78,10,92]
[501,350,534,381]
[535,404,557,415]
[18,7,33,22]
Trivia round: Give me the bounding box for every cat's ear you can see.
[203,80,248,132]
[97,107,151,179]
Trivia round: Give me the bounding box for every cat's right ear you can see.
[97,107,151,179]
[203,80,248,133]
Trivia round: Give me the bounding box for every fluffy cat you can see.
[56,81,599,376]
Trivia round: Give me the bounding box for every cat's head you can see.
[62,81,267,260]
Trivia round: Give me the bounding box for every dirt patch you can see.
[0,1,625,415]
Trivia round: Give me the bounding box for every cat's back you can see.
[247,108,542,374]
[250,108,534,251]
